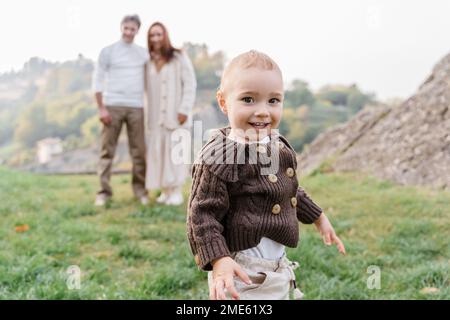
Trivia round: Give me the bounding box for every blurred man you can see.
[92,14,149,206]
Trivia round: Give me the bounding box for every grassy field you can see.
[0,166,448,299]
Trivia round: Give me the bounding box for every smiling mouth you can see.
[248,122,270,129]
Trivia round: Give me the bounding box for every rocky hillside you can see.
[298,53,450,190]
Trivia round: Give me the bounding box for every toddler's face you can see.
[217,67,284,141]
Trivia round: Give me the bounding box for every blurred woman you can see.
[144,22,196,205]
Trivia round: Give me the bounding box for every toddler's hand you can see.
[210,256,252,300]
[314,213,346,255]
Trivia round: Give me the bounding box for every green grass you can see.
[0,166,448,299]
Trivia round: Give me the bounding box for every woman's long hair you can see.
[147,22,181,62]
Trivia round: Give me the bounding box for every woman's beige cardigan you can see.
[144,51,197,132]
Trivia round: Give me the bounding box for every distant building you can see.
[37,138,63,164]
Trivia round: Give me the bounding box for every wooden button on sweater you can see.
[268,174,278,183]
[286,167,295,177]
[272,204,281,214]
[291,197,298,207]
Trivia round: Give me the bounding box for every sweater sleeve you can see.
[92,47,110,93]
[296,186,323,224]
[177,52,197,116]
[187,164,231,271]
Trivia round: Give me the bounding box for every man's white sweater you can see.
[92,39,149,108]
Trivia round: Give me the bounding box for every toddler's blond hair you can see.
[219,50,282,94]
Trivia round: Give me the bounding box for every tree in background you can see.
[317,84,375,113]
[14,92,95,147]
[281,82,377,152]
[14,102,49,147]
[284,79,316,108]
[183,42,224,90]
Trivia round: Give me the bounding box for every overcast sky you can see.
[1,0,449,99]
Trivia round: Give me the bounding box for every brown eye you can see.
[242,97,254,103]
[269,98,281,104]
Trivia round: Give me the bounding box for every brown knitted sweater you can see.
[186,127,323,271]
